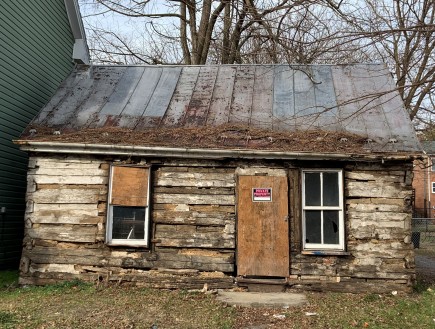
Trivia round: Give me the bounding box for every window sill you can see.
[107,241,149,248]
[301,250,350,256]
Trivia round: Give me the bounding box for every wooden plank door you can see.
[237,175,289,277]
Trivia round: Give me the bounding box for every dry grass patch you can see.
[1,272,435,329]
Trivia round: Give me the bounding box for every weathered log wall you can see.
[289,163,415,292]
[20,155,235,288]
[20,154,415,292]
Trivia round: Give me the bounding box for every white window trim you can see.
[432,182,435,194]
[302,169,344,251]
[106,165,151,247]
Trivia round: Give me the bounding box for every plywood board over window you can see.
[107,166,151,247]
[111,166,149,206]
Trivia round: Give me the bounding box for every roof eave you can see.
[64,0,90,65]
[14,140,422,162]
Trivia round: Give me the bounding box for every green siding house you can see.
[0,0,88,269]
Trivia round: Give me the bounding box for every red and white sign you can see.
[252,188,272,202]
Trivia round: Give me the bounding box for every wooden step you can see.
[236,277,288,292]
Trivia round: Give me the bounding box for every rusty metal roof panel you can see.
[23,64,421,153]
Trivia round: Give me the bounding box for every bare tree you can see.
[79,0,435,123]
[79,0,348,65]
[330,0,435,122]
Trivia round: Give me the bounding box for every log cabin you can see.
[15,64,422,293]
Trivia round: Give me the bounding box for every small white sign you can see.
[252,188,272,202]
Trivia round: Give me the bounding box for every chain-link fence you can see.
[412,215,435,283]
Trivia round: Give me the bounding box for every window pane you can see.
[323,211,339,244]
[112,206,145,239]
[305,210,321,244]
[323,172,339,206]
[305,173,321,206]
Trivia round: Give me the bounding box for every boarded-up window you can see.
[111,166,149,206]
[107,166,151,247]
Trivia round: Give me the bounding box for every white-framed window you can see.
[302,170,344,250]
[432,182,435,194]
[106,165,151,247]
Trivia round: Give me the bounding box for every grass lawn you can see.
[0,271,434,328]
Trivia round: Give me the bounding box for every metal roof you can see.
[22,63,421,153]
[421,141,435,154]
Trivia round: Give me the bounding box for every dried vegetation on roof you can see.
[22,124,368,154]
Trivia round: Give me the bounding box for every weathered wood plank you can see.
[28,214,103,225]
[30,158,106,169]
[347,181,410,198]
[287,281,411,293]
[20,271,234,290]
[347,202,405,212]
[349,219,407,230]
[30,189,101,204]
[24,246,234,272]
[153,211,234,226]
[235,167,287,176]
[29,263,80,274]
[154,194,235,205]
[349,228,408,240]
[154,187,234,195]
[30,167,108,176]
[348,212,409,222]
[345,163,413,172]
[36,184,107,190]
[346,171,406,183]
[27,225,98,243]
[31,156,105,165]
[157,166,234,173]
[349,241,411,253]
[155,224,235,249]
[32,203,99,214]
[30,174,107,185]
[155,172,235,187]
[155,224,232,235]
[152,204,235,213]
[346,198,406,206]
[157,238,235,249]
